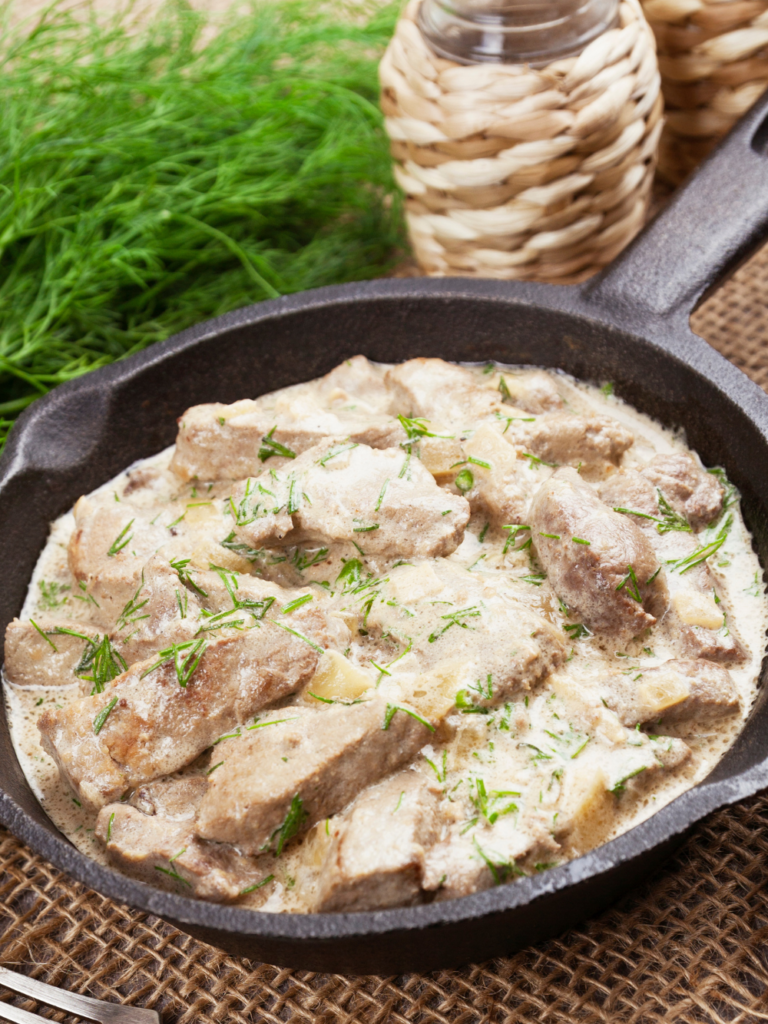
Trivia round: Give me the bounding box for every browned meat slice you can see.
[230,441,469,557]
[170,390,402,483]
[422,814,559,901]
[96,803,269,902]
[600,659,739,726]
[195,696,437,854]
[129,774,208,819]
[112,556,203,666]
[314,355,395,416]
[678,624,746,664]
[641,454,723,529]
[386,358,503,428]
[459,424,533,527]
[4,617,96,687]
[492,369,564,413]
[530,468,666,639]
[68,496,171,628]
[597,469,660,521]
[364,560,566,706]
[309,772,439,912]
[38,612,335,810]
[519,414,634,469]
[188,568,286,613]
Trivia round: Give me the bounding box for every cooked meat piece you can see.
[189,568,287,614]
[530,468,666,639]
[38,613,335,810]
[422,813,559,901]
[656,532,747,664]
[170,387,402,483]
[96,803,268,902]
[519,414,634,469]
[678,625,746,664]
[604,734,691,797]
[459,424,534,527]
[112,556,203,666]
[600,659,739,726]
[386,358,503,429]
[364,560,566,706]
[551,731,690,852]
[195,696,437,854]
[118,465,178,507]
[314,355,395,417]
[641,454,723,529]
[129,774,208,820]
[68,496,170,627]
[310,772,439,912]
[597,469,660,521]
[4,617,96,687]
[230,441,470,557]
[492,370,564,414]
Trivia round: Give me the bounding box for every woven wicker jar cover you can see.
[641,0,768,185]
[380,0,663,283]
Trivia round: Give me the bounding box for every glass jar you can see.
[417,0,620,65]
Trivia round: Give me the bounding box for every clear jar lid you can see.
[417,0,620,65]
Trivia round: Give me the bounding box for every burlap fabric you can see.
[0,246,767,1023]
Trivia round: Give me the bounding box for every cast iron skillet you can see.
[2,95,768,977]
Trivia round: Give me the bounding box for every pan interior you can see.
[1,287,767,946]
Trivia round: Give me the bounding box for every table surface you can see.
[0,22,766,1001]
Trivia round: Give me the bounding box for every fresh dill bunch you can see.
[0,0,405,448]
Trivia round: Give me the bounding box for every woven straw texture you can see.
[381,0,662,283]
[0,240,766,1022]
[641,0,768,185]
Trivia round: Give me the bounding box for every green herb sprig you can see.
[0,0,403,450]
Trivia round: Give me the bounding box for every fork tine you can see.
[0,999,50,1024]
[0,966,160,1024]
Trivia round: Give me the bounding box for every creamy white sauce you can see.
[5,364,767,913]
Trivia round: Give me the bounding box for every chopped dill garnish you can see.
[318,443,358,466]
[76,635,127,694]
[616,565,642,602]
[170,558,208,598]
[38,580,69,610]
[263,794,308,856]
[292,546,329,572]
[141,638,207,688]
[270,620,325,653]
[502,524,531,554]
[563,622,593,640]
[259,426,296,463]
[107,520,134,557]
[382,704,435,732]
[116,574,149,631]
[667,515,733,574]
[375,478,389,512]
[240,875,275,895]
[281,594,313,614]
[93,696,118,735]
[428,605,481,643]
[30,619,57,651]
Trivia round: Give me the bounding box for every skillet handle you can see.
[584,88,768,325]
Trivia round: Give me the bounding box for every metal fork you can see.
[0,964,159,1024]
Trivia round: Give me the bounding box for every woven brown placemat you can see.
[1,244,767,1024]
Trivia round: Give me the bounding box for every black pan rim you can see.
[3,275,768,947]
